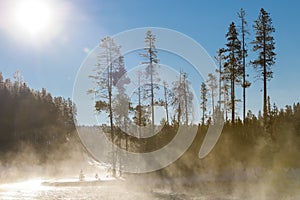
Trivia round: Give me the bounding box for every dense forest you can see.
[0,71,77,164]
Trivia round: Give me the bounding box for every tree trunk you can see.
[150,63,155,129]
[164,83,169,125]
[212,88,215,119]
[183,75,189,125]
[108,45,116,177]
[218,60,222,111]
[202,108,205,125]
[231,79,235,124]
[231,62,235,124]
[263,29,267,125]
[242,20,246,122]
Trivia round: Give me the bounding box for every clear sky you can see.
[0,0,299,119]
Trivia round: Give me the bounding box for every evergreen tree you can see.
[88,36,123,177]
[251,8,276,123]
[200,82,208,125]
[224,22,243,123]
[215,48,225,111]
[140,30,160,129]
[237,8,251,122]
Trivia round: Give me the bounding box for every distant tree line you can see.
[0,71,76,162]
[159,102,300,181]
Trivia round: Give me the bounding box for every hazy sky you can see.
[0,0,299,119]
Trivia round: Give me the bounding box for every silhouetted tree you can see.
[224,22,243,123]
[200,82,208,125]
[251,8,276,123]
[215,48,225,111]
[237,8,251,122]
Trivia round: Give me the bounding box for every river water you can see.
[1,175,300,200]
[0,181,154,200]
[0,179,205,200]
[0,178,246,200]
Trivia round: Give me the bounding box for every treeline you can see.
[159,102,300,181]
[0,71,76,162]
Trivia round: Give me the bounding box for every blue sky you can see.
[0,0,299,119]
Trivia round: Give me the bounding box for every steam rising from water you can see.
[1,128,300,199]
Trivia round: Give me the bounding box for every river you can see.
[1,173,300,200]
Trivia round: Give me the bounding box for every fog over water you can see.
[1,145,300,200]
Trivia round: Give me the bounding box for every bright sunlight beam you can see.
[13,0,54,37]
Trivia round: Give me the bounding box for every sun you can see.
[13,0,54,37]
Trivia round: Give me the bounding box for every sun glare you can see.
[13,0,54,37]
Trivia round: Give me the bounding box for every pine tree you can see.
[215,48,225,111]
[251,8,276,123]
[237,8,251,122]
[200,82,208,125]
[224,22,243,123]
[88,36,123,177]
[140,30,159,129]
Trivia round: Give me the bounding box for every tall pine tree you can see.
[215,48,225,112]
[251,8,276,123]
[140,30,159,129]
[200,82,208,125]
[237,8,251,122]
[88,36,123,177]
[224,22,243,123]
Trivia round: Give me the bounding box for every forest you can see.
[0,71,77,164]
